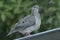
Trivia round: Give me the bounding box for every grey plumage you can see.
[7,5,41,36]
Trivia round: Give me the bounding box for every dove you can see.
[7,5,41,36]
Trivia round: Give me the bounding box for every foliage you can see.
[0,0,60,40]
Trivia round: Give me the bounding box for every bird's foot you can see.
[25,32,30,36]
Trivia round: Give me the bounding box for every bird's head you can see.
[32,5,39,12]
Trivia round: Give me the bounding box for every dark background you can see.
[0,0,60,40]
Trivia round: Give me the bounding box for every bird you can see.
[7,5,41,36]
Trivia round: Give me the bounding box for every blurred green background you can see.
[0,0,60,40]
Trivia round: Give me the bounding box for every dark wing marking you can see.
[11,15,36,31]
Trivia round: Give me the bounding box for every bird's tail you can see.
[7,31,12,36]
[7,31,15,36]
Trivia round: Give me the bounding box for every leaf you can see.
[4,5,13,11]
[58,0,60,7]
[47,17,54,23]
[0,1,3,7]
[5,12,14,19]
[56,12,60,22]
[48,7,56,12]
[1,14,6,22]
[14,0,22,14]
[11,0,16,2]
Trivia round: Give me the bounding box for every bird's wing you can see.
[11,15,36,31]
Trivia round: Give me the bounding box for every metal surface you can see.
[14,28,60,40]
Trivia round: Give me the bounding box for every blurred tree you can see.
[0,0,60,40]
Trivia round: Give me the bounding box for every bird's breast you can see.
[35,15,41,27]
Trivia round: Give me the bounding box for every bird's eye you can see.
[22,21,24,23]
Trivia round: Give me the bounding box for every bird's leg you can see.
[25,32,30,36]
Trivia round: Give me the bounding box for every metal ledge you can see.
[14,28,60,40]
